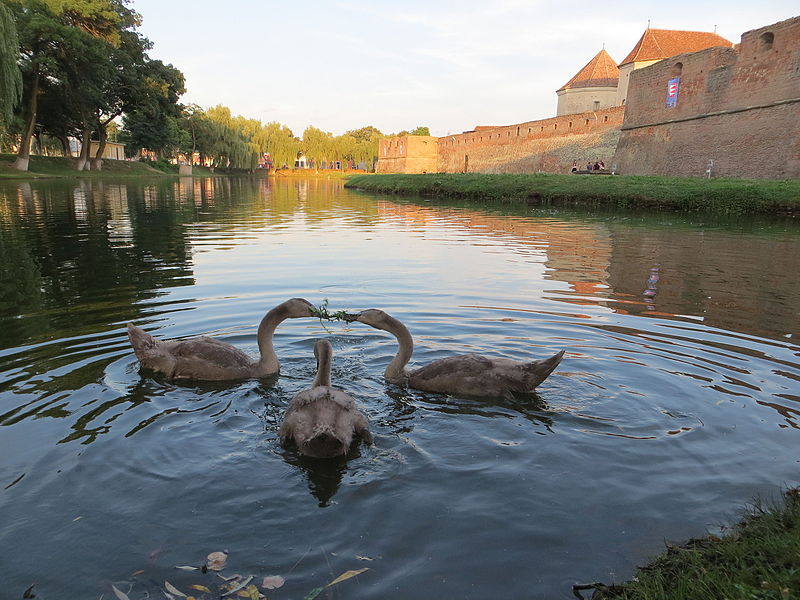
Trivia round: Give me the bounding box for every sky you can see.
[131,0,798,138]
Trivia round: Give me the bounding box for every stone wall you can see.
[614,17,800,179]
[437,106,625,173]
[376,135,438,173]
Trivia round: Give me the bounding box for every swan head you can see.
[314,338,333,362]
[346,308,390,329]
[281,297,315,318]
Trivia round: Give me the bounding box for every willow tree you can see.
[251,121,299,169]
[0,3,22,126]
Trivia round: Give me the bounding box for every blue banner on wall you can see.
[666,77,680,107]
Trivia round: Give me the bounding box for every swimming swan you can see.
[127,297,315,380]
[347,309,564,398]
[279,339,371,458]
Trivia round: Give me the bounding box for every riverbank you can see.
[344,173,800,216]
[576,488,800,599]
[0,154,172,178]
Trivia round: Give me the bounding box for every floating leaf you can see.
[236,585,261,600]
[327,568,369,587]
[165,581,187,597]
[131,570,145,577]
[262,575,285,589]
[111,585,131,600]
[303,587,323,600]
[73,516,83,522]
[206,551,228,571]
[22,584,36,599]
[175,566,200,571]
[189,584,212,593]
[222,575,253,597]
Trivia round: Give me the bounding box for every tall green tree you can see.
[7,0,135,170]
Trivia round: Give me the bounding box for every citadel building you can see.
[377,16,799,180]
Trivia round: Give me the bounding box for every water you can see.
[1,177,798,599]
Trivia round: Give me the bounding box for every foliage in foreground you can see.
[345,173,800,215]
[579,488,800,600]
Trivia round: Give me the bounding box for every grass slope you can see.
[0,154,167,178]
[578,489,800,600]
[345,173,800,215]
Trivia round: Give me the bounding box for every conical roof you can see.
[558,49,619,92]
[619,28,733,66]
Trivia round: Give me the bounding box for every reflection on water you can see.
[0,177,798,599]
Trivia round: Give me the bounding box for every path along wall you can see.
[437,107,624,173]
[614,17,800,179]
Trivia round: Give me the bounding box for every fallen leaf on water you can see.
[131,570,145,577]
[190,584,212,593]
[207,551,228,571]
[236,584,262,600]
[356,555,380,561]
[175,566,200,571]
[303,587,323,600]
[111,585,131,600]
[327,568,369,587]
[221,575,253,597]
[165,581,187,597]
[73,516,83,522]
[22,584,36,599]
[262,575,285,589]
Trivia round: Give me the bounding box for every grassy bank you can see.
[0,153,172,178]
[576,488,800,600]
[345,173,800,215]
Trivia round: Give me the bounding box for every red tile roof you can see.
[619,29,733,66]
[558,49,619,92]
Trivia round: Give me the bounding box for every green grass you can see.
[0,154,171,178]
[580,488,800,600]
[345,173,800,215]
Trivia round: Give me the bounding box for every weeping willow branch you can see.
[0,2,22,124]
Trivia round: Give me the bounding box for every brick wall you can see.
[377,135,438,173]
[437,106,624,173]
[614,16,800,179]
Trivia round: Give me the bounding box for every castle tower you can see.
[616,28,733,106]
[556,49,619,116]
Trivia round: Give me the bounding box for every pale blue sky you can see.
[132,0,798,137]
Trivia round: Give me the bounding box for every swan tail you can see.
[527,349,565,388]
[303,429,346,458]
[127,323,158,357]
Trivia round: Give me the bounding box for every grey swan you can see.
[127,297,315,380]
[347,309,565,398]
[279,339,371,458]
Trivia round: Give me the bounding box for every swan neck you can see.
[256,304,287,372]
[313,344,332,388]
[381,314,413,382]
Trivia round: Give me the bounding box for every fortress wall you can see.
[614,17,800,179]
[437,106,625,173]
[377,135,438,173]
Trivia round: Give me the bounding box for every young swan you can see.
[280,339,371,458]
[127,298,315,380]
[347,309,565,398]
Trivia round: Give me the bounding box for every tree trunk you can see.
[58,134,70,157]
[91,124,106,171]
[13,63,40,171]
[76,126,92,171]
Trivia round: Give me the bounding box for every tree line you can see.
[0,1,430,172]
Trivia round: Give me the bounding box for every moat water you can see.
[1,177,798,599]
